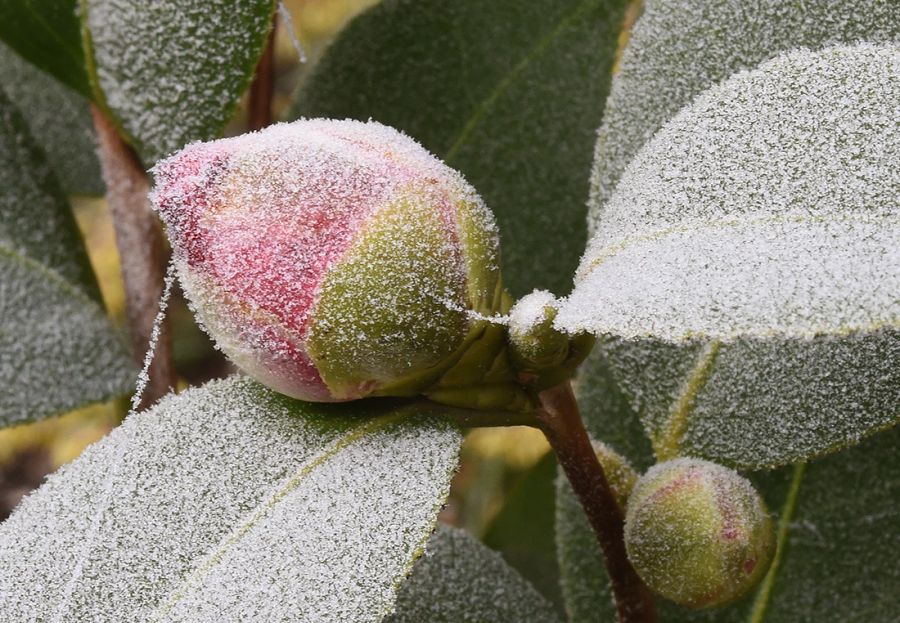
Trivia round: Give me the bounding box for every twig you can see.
[248,12,278,131]
[537,382,657,623]
[91,105,175,409]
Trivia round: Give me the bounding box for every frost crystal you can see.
[0,377,462,622]
[558,44,900,467]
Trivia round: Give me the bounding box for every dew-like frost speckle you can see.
[0,377,462,622]
[386,524,561,623]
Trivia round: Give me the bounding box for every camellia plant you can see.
[0,0,896,622]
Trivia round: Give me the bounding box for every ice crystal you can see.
[558,44,900,467]
[387,524,561,623]
[0,377,462,622]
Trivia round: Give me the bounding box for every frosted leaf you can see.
[82,0,274,164]
[291,0,631,296]
[0,43,103,196]
[588,0,900,231]
[0,91,133,427]
[386,524,561,623]
[0,377,463,622]
[557,44,900,468]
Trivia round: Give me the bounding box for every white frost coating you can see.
[0,377,462,622]
[386,524,561,623]
[588,0,900,234]
[508,289,557,336]
[85,0,273,163]
[559,44,900,341]
[131,259,177,410]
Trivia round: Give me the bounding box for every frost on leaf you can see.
[0,377,462,622]
[0,91,132,427]
[83,0,274,164]
[387,524,561,623]
[0,43,103,196]
[588,0,899,231]
[557,44,900,468]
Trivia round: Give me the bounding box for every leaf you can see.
[588,0,900,230]
[291,0,630,297]
[0,42,103,195]
[483,451,564,610]
[556,431,900,622]
[80,0,275,164]
[0,376,463,621]
[0,89,132,427]
[387,523,562,623]
[557,43,900,468]
[0,0,91,96]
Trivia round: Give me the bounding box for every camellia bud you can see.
[507,290,594,389]
[151,119,515,404]
[624,458,774,608]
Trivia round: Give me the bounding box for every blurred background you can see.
[0,0,558,603]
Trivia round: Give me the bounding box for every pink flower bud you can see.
[151,119,503,402]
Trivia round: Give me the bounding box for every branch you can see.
[91,106,175,409]
[247,12,278,131]
[537,383,656,623]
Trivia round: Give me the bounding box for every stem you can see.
[91,106,175,409]
[247,13,278,131]
[537,382,656,623]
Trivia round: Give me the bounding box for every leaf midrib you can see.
[149,411,407,619]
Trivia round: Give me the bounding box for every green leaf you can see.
[0,377,463,621]
[0,89,132,427]
[483,451,564,610]
[558,43,899,468]
[291,0,630,297]
[80,0,275,164]
[0,0,91,97]
[387,524,562,623]
[556,429,899,622]
[0,42,103,195]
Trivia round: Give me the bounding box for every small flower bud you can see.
[508,291,569,369]
[507,290,595,389]
[624,458,774,608]
[151,119,507,402]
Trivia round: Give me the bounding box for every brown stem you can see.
[91,106,175,409]
[537,382,656,623]
[247,13,278,131]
